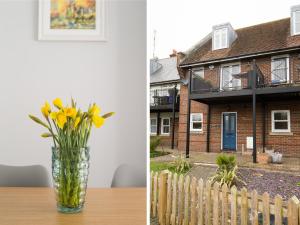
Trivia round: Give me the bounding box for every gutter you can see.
[179,46,300,68]
[150,79,182,86]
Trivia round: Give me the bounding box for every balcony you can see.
[150,88,180,112]
[190,64,300,103]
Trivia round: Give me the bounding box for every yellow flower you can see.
[56,111,67,129]
[74,117,81,128]
[41,102,51,118]
[50,112,57,120]
[92,115,104,128]
[64,107,77,119]
[89,104,100,116]
[53,98,63,109]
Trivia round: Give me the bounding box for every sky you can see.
[148,0,300,59]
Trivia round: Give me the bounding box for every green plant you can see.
[173,154,191,174]
[150,137,161,152]
[210,154,243,187]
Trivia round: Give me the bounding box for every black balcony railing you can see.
[150,88,179,107]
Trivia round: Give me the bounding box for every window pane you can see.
[163,119,169,125]
[192,114,202,122]
[193,122,202,130]
[151,126,157,133]
[294,11,300,33]
[274,121,288,130]
[150,119,156,125]
[272,58,287,82]
[192,69,204,91]
[274,112,287,120]
[163,126,170,133]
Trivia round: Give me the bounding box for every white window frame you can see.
[220,62,241,90]
[213,27,228,50]
[190,113,203,132]
[150,118,157,135]
[161,117,170,135]
[292,10,300,35]
[271,55,290,83]
[271,110,291,133]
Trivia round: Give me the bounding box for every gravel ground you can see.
[237,168,300,200]
[188,165,300,200]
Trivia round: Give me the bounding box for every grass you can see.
[150,150,170,158]
[150,161,191,175]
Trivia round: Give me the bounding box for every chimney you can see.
[169,49,178,58]
[291,5,300,36]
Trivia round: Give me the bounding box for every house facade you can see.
[150,51,182,148]
[177,6,300,161]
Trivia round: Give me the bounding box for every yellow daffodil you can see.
[41,102,51,118]
[50,112,57,120]
[92,114,104,128]
[74,117,81,128]
[89,104,100,116]
[53,98,63,109]
[56,111,67,129]
[64,107,77,119]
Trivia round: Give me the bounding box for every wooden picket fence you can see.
[150,170,300,225]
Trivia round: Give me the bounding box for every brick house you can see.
[177,6,300,161]
[150,51,182,148]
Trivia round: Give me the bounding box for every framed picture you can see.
[38,0,105,41]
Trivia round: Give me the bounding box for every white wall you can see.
[0,0,146,187]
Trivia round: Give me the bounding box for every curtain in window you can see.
[221,65,241,90]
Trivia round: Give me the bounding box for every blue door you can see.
[222,113,236,150]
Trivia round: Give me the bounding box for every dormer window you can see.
[291,5,300,35]
[213,28,228,50]
[212,23,237,51]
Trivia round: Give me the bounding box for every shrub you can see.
[150,137,161,152]
[210,154,243,187]
[173,154,191,174]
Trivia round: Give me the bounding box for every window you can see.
[161,118,170,135]
[150,118,157,135]
[292,10,300,35]
[213,28,228,50]
[190,113,203,132]
[271,56,289,83]
[221,64,241,90]
[271,110,291,133]
[192,68,204,91]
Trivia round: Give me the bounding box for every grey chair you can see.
[111,164,146,187]
[0,164,50,187]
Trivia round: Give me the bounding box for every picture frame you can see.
[38,0,106,41]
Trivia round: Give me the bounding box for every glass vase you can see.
[52,147,90,213]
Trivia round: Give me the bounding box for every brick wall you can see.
[178,53,300,156]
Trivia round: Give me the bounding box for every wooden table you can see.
[0,188,146,225]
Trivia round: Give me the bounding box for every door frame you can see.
[221,112,237,151]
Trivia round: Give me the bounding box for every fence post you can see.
[205,180,212,225]
[170,173,178,225]
[262,192,270,225]
[183,175,191,225]
[287,196,299,225]
[197,179,204,225]
[178,174,184,225]
[213,182,220,225]
[166,172,173,225]
[190,177,197,225]
[158,171,168,225]
[241,188,248,225]
[274,194,283,225]
[153,172,158,217]
[231,186,238,225]
[221,184,228,225]
[251,190,258,225]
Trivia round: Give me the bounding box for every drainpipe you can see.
[185,69,192,158]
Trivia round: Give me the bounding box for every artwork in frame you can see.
[39,0,105,41]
